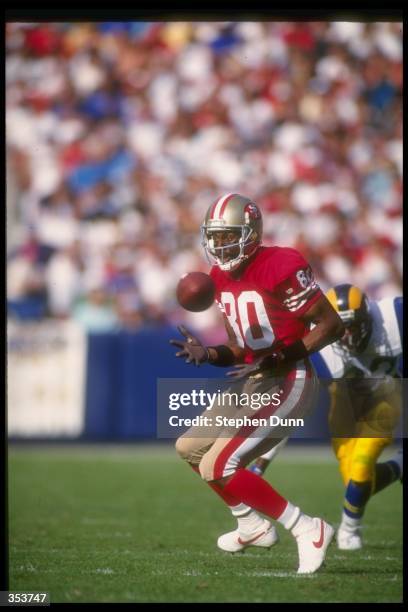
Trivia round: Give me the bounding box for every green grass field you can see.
[8,444,403,603]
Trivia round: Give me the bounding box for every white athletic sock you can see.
[340,512,361,533]
[291,513,315,537]
[230,503,265,534]
[276,502,304,532]
[230,503,253,517]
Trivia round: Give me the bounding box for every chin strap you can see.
[217,244,260,271]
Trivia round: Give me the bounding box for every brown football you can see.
[176,272,216,312]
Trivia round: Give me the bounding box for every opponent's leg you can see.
[331,437,356,486]
[249,437,289,476]
[337,437,390,550]
[372,448,403,494]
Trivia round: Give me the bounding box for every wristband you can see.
[258,340,309,372]
[207,345,236,367]
[279,339,309,363]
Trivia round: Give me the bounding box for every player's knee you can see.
[334,450,350,484]
[198,456,214,481]
[350,449,377,482]
[199,450,239,482]
[349,457,375,483]
[332,439,347,463]
[350,438,390,482]
[175,436,212,468]
[175,436,191,461]
[339,461,350,486]
[198,454,227,482]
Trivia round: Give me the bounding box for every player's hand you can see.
[169,325,209,366]
[226,360,263,379]
[226,353,280,379]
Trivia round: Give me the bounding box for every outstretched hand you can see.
[226,353,279,379]
[169,325,209,366]
[226,360,262,379]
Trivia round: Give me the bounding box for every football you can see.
[176,272,216,312]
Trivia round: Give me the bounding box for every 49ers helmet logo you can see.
[244,202,261,221]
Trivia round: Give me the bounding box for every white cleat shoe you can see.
[337,527,363,551]
[295,518,335,574]
[217,519,279,553]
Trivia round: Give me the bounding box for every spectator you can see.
[72,286,119,332]
[6,20,402,329]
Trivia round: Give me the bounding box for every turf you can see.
[8,444,403,603]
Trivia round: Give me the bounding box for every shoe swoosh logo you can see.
[237,531,266,546]
[312,520,325,548]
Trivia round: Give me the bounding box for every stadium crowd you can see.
[6,21,402,338]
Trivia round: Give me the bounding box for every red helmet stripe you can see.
[210,193,236,219]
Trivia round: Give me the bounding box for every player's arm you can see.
[263,294,344,369]
[300,293,345,354]
[211,294,345,371]
[207,317,246,365]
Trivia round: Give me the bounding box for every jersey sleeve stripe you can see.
[286,298,309,312]
[283,286,318,311]
[284,281,318,305]
[285,287,321,312]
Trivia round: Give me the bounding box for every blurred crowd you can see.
[6,21,402,338]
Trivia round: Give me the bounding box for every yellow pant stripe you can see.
[343,498,361,515]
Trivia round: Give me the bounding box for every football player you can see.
[170,193,345,573]
[233,284,403,551]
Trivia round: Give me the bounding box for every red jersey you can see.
[210,246,322,363]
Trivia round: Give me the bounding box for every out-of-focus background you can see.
[6,21,403,440]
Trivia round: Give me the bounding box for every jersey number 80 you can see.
[220,291,275,350]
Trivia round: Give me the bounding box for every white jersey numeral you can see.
[220,292,245,348]
[220,291,275,350]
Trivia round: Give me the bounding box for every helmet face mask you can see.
[201,224,255,271]
[326,284,372,353]
[338,313,372,352]
[201,194,262,272]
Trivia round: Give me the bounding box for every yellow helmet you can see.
[326,284,372,352]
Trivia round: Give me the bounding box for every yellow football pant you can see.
[329,380,401,492]
[331,436,391,489]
